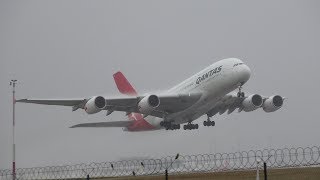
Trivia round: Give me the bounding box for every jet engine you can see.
[242,94,263,112]
[84,96,106,114]
[263,95,284,112]
[138,95,160,114]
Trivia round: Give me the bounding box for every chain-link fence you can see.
[1,146,319,179]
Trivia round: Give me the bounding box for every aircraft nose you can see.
[240,64,251,83]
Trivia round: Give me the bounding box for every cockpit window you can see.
[233,63,244,67]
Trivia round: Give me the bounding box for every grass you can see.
[95,167,320,180]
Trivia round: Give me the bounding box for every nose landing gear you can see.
[237,85,245,98]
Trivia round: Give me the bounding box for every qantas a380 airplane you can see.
[17,58,285,131]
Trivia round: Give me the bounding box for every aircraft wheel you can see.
[203,121,207,126]
[173,124,177,130]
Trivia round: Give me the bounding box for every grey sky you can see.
[1,0,320,169]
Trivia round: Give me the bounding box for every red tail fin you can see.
[113,71,138,96]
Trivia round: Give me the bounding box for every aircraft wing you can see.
[70,121,133,128]
[17,93,202,118]
[206,92,284,116]
[16,98,87,112]
[16,99,86,106]
[206,93,245,116]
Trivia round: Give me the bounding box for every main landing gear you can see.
[160,121,180,130]
[203,115,215,127]
[237,85,245,98]
[183,123,199,130]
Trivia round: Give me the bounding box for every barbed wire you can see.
[1,146,319,180]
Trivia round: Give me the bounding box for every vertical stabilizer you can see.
[113,71,138,96]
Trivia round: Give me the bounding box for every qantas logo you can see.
[196,66,223,84]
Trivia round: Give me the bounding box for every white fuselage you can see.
[143,58,251,129]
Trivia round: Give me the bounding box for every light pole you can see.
[10,80,17,180]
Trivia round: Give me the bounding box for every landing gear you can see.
[203,120,215,126]
[183,123,199,130]
[160,121,180,130]
[166,124,180,130]
[203,115,215,127]
[237,85,245,98]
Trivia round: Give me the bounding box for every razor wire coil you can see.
[0,146,319,180]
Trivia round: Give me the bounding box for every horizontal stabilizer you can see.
[70,121,133,128]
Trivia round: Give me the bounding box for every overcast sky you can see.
[1,0,320,169]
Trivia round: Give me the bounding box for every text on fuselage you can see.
[196,66,223,84]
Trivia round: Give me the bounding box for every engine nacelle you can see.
[263,95,284,112]
[84,96,106,114]
[138,95,160,114]
[242,94,263,112]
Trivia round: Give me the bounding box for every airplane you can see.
[17,58,285,131]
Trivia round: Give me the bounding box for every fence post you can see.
[263,162,267,180]
[256,159,260,180]
[165,169,168,180]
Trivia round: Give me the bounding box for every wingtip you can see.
[15,98,27,102]
[70,124,87,128]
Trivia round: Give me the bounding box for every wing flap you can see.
[207,93,243,117]
[70,121,133,128]
[157,93,202,113]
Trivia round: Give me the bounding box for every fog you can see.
[1,0,320,169]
